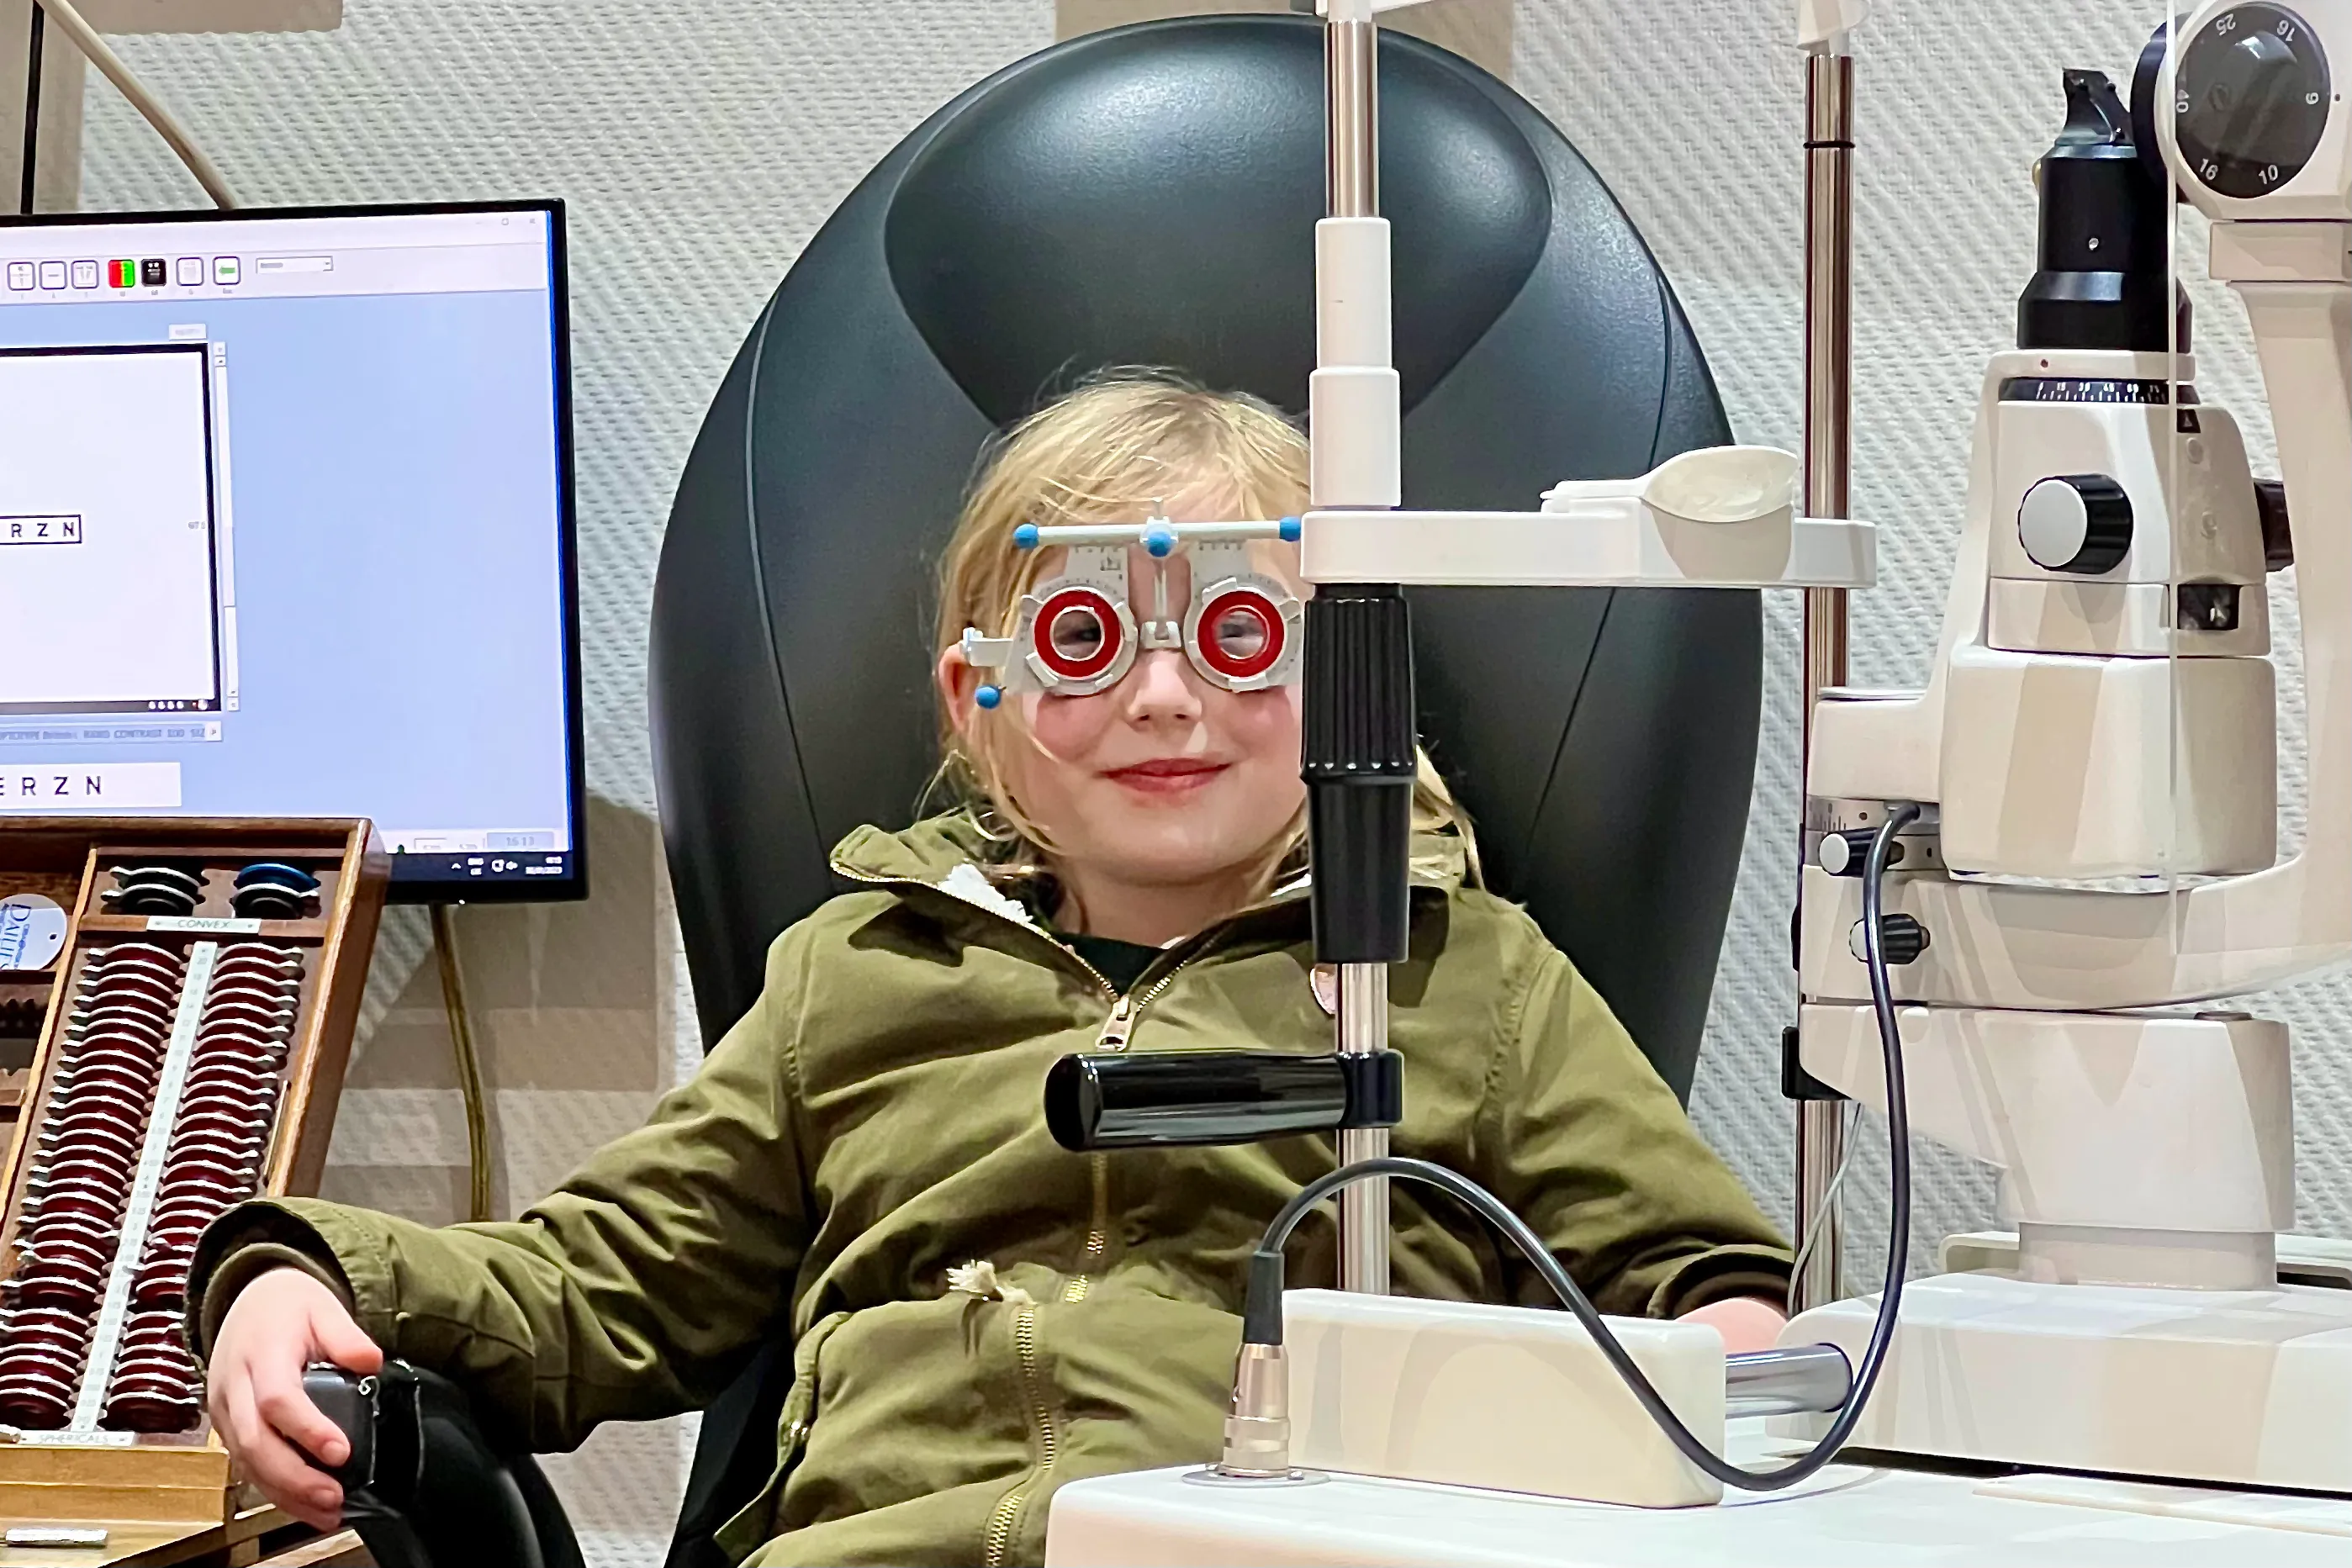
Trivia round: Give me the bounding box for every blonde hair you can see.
[931,368,1477,892]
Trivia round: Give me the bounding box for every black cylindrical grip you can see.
[1303,584,1416,776]
[1303,584,1416,964]
[1308,780,1412,964]
[1044,1052,1349,1150]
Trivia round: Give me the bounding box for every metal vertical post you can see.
[1325,8,1377,216]
[1793,47,1855,1316]
[1325,0,1389,1297]
[1336,966,1390,1294]
[18,3,43,215]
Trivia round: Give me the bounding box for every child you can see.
[196,373,1791,1568]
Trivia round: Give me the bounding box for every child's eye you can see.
[1212,610,1269,663]
[1048,605,1106,661]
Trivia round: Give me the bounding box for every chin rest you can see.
[304,1361,583,1568]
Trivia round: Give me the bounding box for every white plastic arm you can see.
[1797,0,1872,53]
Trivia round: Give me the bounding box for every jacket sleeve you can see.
[188,925,817,1452]
[1474,941,1791,1319]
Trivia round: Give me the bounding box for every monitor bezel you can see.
[0,198,588,905]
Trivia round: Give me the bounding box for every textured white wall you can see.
[65,0,2352,1557]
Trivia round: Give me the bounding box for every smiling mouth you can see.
[1104,758,1229,795]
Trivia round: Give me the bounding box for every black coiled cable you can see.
[1239,803,1921,1491]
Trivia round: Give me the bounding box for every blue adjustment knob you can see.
[1279,516,1302,542]
[1012,524,1040,551]
[1143,521,1178,558]
[975,685,1003,710]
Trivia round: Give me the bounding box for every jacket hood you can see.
[829,812,1471,920]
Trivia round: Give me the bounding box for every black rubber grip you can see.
[301,1364,375,1491]
[1335,1049,1403,1129]
[1042,1048,1405,1150]
[1303,584,1416,964]
[1045,1052,1348,1149]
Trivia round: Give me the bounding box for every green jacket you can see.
[191,816,1788,1567]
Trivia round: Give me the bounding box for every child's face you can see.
[942,520,1309,903]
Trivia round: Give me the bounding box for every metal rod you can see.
[1325,13,1377,219]
[1324,0,1391,1297]
[1793,1101,1845,1311]
[19,3,43,215]
[1336,962,1391,1294]
[1725,1344,1853,1419]
[432,903,495,1223]
[1793,47,1855,1317]
[1801,51,1853,527]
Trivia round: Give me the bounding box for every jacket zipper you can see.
[1064,1156,1110,1306]
[836,853,1217,1307]
[981,1302,1057,1568]
[1065,985,1123,1307]
[1063,954,1207,1305]
[832,855,1221,1555]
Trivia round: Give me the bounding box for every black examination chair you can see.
[313,16,1760,1567]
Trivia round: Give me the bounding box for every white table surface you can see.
[1044,1425,2352,1566]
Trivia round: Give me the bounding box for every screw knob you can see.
[2019,474,2133,574]
[1848,913,1930,966]
[1818,828,1907,878]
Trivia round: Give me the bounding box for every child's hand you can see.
[206,1266,384,1532]
[1678,1296,1787,1354]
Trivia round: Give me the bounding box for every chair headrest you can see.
[885,14,1547,420]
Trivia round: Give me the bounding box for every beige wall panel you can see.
[330,800,670,1224]
[2,0,337,212]
[74,1,342,29]
[344,801,660,1090]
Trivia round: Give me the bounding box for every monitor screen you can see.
[0,202,584,902]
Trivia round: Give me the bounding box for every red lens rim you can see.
[1029,587,1124,684]
[1193,589,1287,682]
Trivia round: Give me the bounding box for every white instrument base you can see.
[1284,1288,1724,1507]
[1779,1271,2352,1493]
[1942,1230,2352,1290]
[1044,1424,2352,1566]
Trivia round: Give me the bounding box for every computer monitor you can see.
[0,201,584,902]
